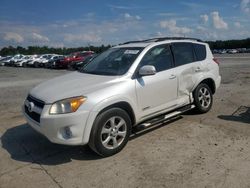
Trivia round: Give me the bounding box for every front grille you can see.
[25,95,45,123]
[27,95,45,108]
[25,105,41,123]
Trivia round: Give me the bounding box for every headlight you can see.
[50,96,86,114]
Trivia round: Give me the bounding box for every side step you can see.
[136,104,195,129]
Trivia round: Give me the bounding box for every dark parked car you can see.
[68,54,97,70]
[45,55,65,68]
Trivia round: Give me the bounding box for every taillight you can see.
[213,58,220,65]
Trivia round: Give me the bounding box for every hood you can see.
[30,71,119,103]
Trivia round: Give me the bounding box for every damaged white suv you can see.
[23,37,221,157]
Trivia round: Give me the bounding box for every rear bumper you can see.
[215,75,221,90]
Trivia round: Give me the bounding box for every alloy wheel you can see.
[100,116,127,150]
[198,87,211,109]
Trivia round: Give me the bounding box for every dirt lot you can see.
[0,54,250,188]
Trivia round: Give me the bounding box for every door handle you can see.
[169,75,176,79]
[195,67,201,72]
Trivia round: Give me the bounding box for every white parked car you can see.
[38,54,57,67]
[228,49,238,54]
[26,55,40,67]
[22,55,38,67]
[23,37,221,156]
[13,55,31,67]
[0,56,12,66]
[27,54,54,67]
[8,54,25,66]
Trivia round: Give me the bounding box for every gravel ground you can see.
[0,54,250,188]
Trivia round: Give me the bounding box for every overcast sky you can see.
[0,0,250,48]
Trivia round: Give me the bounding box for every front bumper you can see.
[22,104,90,145]
[14,63,22,67]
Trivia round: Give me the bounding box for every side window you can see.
[139,45,173,72]
[171,43,194,66]
[193,44,206,61]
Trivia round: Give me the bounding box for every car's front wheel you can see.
[89,108,131,157]
[193,83,213,113]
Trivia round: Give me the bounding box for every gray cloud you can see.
[3,32,24,43]
[241,0,250,13]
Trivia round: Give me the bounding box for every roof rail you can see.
[122,37,203,45]
[122,38,158,44]
[155,37,203,42]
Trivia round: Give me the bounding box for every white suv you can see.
[23,37,221,156]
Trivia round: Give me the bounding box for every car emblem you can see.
[28,102,35,113]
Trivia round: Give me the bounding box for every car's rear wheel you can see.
[67,63,73,70]
[193,83,213,113]
[34,62,39,68]
[89,108,131,157]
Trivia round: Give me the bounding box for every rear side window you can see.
[171,43,194,66]
[193,44,206,61]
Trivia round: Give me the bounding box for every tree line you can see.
[1,38,250,56]
[207,38,250,50]
[0,45,112,56]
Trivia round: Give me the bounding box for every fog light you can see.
[63,127,72,139]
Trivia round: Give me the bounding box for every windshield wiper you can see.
[79,69,117,76]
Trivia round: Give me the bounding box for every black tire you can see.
[89,108,131,157]
[193,83,213,113]
[34,62,39,68]
[23,62,27,67]
[67,63,72,70]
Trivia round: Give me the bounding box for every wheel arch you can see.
[97,101,136,126]
[193,77,216,94]
[199,78,216,94]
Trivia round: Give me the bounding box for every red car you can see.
[56,51,94,69]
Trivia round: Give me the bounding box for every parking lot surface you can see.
[0,54,250,188]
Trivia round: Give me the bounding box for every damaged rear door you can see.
[170,42,199,104]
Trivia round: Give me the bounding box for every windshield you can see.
[79,47,143,76]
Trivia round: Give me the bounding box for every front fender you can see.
[82,95,138,145]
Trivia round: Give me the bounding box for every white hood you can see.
[29,71,118,103]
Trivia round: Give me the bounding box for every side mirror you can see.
[139,65,156,76]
